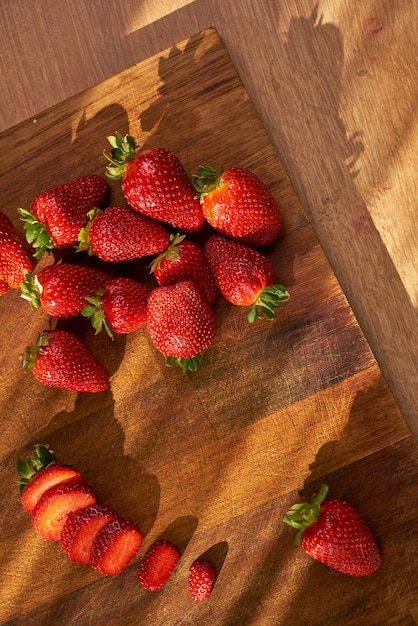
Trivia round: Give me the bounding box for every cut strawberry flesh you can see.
[90,518,143,575]
[21,464,86,514]
[60,504,118,564]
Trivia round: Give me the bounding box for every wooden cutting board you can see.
[1,27,417,625]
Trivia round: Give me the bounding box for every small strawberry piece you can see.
[282,484,382,577]
[31,482,96,541]
[137,539,180,591]
[151,234,217,304]
[189,559,217,601]
[21,329,109,392]
[18,174,109,258]
[61,504,118,564]
[0,211,34,293]
[104,133,204,233]
[147,280,216,372]
[82,277,150,337]
[90,517,143,575]
[194,165,282,247]
[205,234,289,323]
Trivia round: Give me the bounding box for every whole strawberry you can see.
[282,484,382,577]
[82,277,150,337]
[150,234,217,303]
[147,280,216,372]
[194,165,282,247]
[21,329,109,392]
[78,206,171,262]
[19,174,109,258]
[0,211,34,294]
[104,133,204,233]
[189,559,217,601]
[20,263,110,318]
[205,234,289,323]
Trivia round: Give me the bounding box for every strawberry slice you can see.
[188,559,217,601]
[31,482,96,541]
[90,518,143,575]
[60,504,118,564]
[137,539,181,591]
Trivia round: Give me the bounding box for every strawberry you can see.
[282,484,382,577]
[150,234,217,304]
[18,444,86,514]
[104,133,204,233]
[18,174,109,258]
[90,517,143,575]
[60,504,118,564]
[31,481,96,541]
[204,234,289,323]
[188,559,217,601]
[82,277,150,337]
[20,263,110,317]
[77,206,171,262]
[146,280,216,372]
[0,211,34,293]
[21,329,109,392]
[137,539,180,591]
[194,165,282,247]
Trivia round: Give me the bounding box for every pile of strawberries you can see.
[1,131,290,391]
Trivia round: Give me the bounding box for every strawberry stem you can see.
[166,355,200,372]
[17,444,55,493]
[75,208,99,254]
[282,484,329,544]
[247,284,290,323]
[20,272,42,310]
[193,165,224,199]
[81,289,114,338]
[18,207,54,259]
[149,233,186,274]
[104,132,138,180]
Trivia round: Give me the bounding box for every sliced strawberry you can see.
[137,539,181,591]
[90,518,143,575]
[188,559,217,601]
[60,504,118,564]
[22,465,86,514]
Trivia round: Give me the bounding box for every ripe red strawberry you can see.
[282,484,382,577]
[104,133,204,233]
[19,174,109,258]
[31,481,96,541]
[20,263,110,317]
[150,234,217,304]
[137,540,180,591]
[0,211,34,294]
[60,504,118,564]
[90,517,143,575]
[82,277,150,337]
[77,205,171,262]
[188,559,217,601]
[205,234,289,323]
[21,329,109,392]
[147,280,216,372]
[194,165,282,247]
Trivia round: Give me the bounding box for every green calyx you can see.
[282,484,329,544]
[166,355,201,373]
[149,233,186,274]
[193,165,224,199]
[75,208,99,254]
[103,132,138,180]
[21,331,50,371]
[18,207,54,259]
[81,289,113,338]
[20,272,42,310]
[247,284,290,324]
[17,444,55,494]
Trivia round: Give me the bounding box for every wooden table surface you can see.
[1,2,417,625]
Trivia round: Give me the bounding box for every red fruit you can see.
[60,504,118,564]
[151,234,217,304]
[188,559,217,601]
[82,277,150,337]
[282,484,382,577]
[137,539,180,591]
[20,263,110,317]
[78,206,171,262]
[205,234,289,323]
[19,174,109,258]
[194,165,282,247]
[21,329,109,392]
[0,211,34,293]
[90,517,143,575]
[104,134,204,233]
[147,280,216,372]
[31,481,96,541]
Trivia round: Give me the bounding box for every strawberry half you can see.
[0,211,34,294]
[19,174,109,258]
[205,234,289,323]
[188,559,217,601]
[22,329,109,392]
[282,484,382,577]
[60,504,118,564]
[194,165,282,247]
[137,539,180,591]
[90,517,143,575]
[104,133,204,233]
